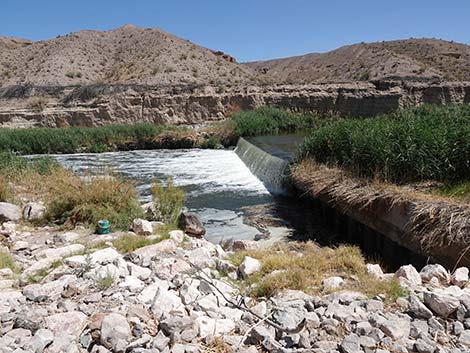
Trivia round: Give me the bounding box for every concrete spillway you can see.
[234,137,290,195]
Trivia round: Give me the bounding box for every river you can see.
[48,148,287,244]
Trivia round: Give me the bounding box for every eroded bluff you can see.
[0,81,469,128]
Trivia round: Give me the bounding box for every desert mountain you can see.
[0,24,259,87]
[246,39,470,83]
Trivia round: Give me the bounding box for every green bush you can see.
[232,106,318,137]
[199,136,222,149]
[151,177,185,225]
[0,124,182,155]
[46,171,144,230]
[298,105,470,183]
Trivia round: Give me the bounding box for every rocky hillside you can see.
[246,38,470,83]
[0,25,259,87]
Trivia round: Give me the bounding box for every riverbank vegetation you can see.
[0,106,317,155]
[0,124,193,154]
[229,242,407,302]
[298,105,470,185]
[0,153,185,231]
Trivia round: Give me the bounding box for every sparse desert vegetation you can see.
[228,242,407,302]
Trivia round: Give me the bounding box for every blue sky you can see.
[1,0,469,62]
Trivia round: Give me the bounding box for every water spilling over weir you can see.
[234,138,289,195]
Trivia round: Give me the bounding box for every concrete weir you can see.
[234,137,289,195]
[237,137,468,270]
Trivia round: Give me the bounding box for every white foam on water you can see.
[52,149,270,197]
[48,149,274,243]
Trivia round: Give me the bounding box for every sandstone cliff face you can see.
[0,81,469,128]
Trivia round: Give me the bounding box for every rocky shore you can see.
[0,206,470,353]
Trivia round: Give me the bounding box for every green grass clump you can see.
[231,106,318,137]
[0,152,59,177]
[0,249,20,273]
[0,124,184,155]
[46,171,144,230]
[96,272,114,289]
[436,181,470,202]
[112,233,169,253]
[150,178,185,225]
[298,105,470,184]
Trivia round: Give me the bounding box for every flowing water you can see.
[49,148,280,243]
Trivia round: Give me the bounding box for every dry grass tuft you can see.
[203,337,233,353]
[229,241,406,303]
[0,248,20,273]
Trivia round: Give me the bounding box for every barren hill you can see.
[246,39,470,83]
[0,25,259,87]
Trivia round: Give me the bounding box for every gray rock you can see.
[459,330,470,346]
[366,299,383,312]
[420,264,449,284]
[423,291,460,318]
[53,232,82,244]
[100,313,131,352]
[366,263,384,278]
[452,267,469,287]
[415,337,436,353]
[273,307,306,332]
[395,265,422,286]
[23,275,76,302]
[0,202,21,222]
[454,321,465,336]
[323,276,344,290]
[150,288,186,319]
[379,318,411,340]
[178,212,205,238]
[194,316,235,339]
[410,320,429,338]
[151,331,170,351]
[35,244,85,260]
[356,321,372,335]
[89,247,121,265]
[340,334,362,353]
[131,219,153,235]
[246,325,275,345]
[22,203,46,222]
[26,329,54,353]
[408,295,433,319]
[159,316,193,336]
[238,256,261,278]
[45,312,87,338]
[231,239,259,252]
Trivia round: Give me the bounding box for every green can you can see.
[96,219,110,234]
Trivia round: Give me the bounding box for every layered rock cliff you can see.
[0,81,469,128]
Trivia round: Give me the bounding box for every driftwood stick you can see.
[186,260,306,334]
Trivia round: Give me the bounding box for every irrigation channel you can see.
[48,134,426,271]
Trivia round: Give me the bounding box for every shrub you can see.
[96,271,114,289]
[0,177,12,202]
[232,106,318,137]
[0,124,182,155]
[45,171,144,230]
[298,105,470,184]
[150,178,185,225]
[199,136,222,149]
[27,97,49,112]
